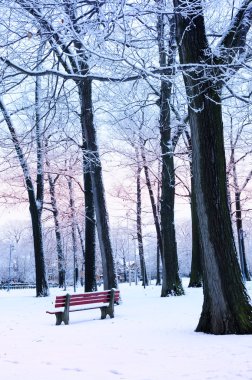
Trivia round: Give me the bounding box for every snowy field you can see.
[1,279,252,380]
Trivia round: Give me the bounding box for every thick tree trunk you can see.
[78,79,117,290]
[191,97,252,333]
[174,0,252,333]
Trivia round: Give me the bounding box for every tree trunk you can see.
[160,143,183,296]
[185,133,202,288]
[156,161,161,286]
[136,151,148,287]
[189,178,203,288]
[140,142,163,255]
[174,0,252,333]
[33,46,49,297]
[234,190,250,281]
[0,95,49,297]
[48,174,65,288]
[67,175,78,292]
[231,144,250,280]
[82,141,97,292]
[78,79,117,290]
[156,6,184,296]
[29,200,49,296]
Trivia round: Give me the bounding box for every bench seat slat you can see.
[55,290,119,302]
[54,291,120,308]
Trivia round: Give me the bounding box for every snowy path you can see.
[1,280,252,380]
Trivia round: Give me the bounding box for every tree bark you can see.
[185,132,203,288]
[82,141,97,292]
[174,0,252,333]
[189,177,203,287]
[48,173,66,288]
[234,190,250,281]
[140,142,163,256]
[0,97,49,298]
[230,144,250,280]
[156,3,184,296]
[156,162,161,286]
[136,148,148,287]
[17,0,118,291]
[78,79,117,290]
[67,175,78,292]
[29,199,49,296]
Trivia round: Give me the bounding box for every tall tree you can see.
[135,145,149,287]
[184,130,203,287]
[156,1,184,296]
[174,0,252,333]
[228,119,251,280]
[13,0,118,290]
[82,140,97,292]
[67,172,79,292]
[0,97,49,297]
[47,169,66,288]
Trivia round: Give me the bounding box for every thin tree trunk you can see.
[185,132,203,287]
[234,190,250,280]
[136,150,148,287]
[140,142,163,255]
[230,144,250,280]
[0,94,49,298]
[156,161,161,285]
[77,224,85,259]
[48,173,66,288]
[76,223,85,287]
[67,175,78,292]
[123,253,127,283]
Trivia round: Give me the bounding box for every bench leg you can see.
[55,311,69,325]
[55,312,63,325]
[55,294,71,325]
[100,307,107,319]
[100,289,116,319]
[100,306,114,319]
[62,311,69,325]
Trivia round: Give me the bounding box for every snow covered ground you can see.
[1,279,252,380]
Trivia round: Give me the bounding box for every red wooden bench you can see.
[46,288,120,325]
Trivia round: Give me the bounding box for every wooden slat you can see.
[54,290,120,308]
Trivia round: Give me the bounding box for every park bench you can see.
[46,288,120,325]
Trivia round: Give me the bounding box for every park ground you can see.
[1,279,252,380]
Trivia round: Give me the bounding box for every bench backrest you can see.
[54,289,120,308]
